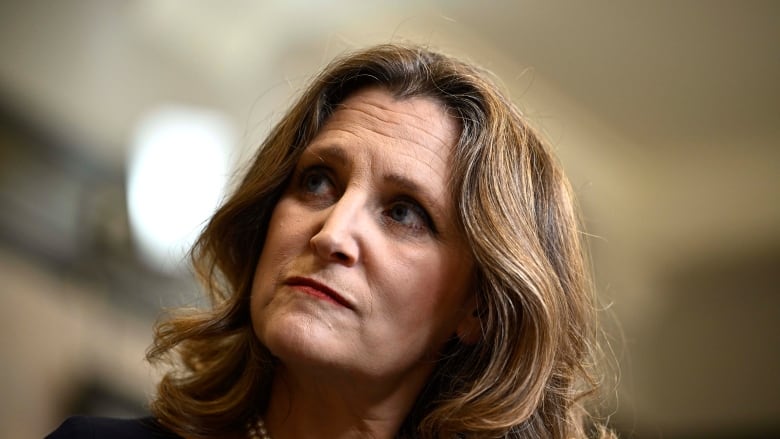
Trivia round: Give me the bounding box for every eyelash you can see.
[382,199,436,234]
[295,166,437,235]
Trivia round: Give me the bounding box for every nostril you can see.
[333,251,350,262]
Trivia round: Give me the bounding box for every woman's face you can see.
[250,87,475,386]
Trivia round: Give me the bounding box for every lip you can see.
[285,276,353,309]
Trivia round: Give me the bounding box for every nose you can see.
[309,191,364,266]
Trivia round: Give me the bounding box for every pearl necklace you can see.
[246,415,271,439]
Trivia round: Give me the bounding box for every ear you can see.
[456,294,482,345]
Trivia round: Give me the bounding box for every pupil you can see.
[307,175,321,191]
[392,205,407,221]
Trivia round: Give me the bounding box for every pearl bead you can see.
[246,415,271,439]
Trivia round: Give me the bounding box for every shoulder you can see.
[46,416,181,439]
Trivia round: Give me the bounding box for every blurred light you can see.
[127,106,233,274]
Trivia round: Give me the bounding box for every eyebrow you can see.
[384,173,428,199]
[305,145,349,167]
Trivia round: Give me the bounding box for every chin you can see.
[255,312,346,367]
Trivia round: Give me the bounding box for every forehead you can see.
[314,88,459,169]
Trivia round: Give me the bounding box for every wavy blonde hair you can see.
[148,43,615,439]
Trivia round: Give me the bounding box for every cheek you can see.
[249,248,274,328]
[418,245,473,296]
[254,201,307,275]
[383,247,474,330]
[250,205,293,303]
[250,226,294,345]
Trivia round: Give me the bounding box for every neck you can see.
[262,363,432,439]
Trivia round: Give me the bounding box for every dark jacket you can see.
[46,416,181,439]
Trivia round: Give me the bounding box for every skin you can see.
[250,87,477,438]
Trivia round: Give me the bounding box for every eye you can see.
[384,200,435,234]
[297,167,337,200]
[303,171,328,193]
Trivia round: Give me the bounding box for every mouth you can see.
[285,276,353,309]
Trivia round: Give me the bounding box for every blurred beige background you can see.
[1,1,778,438]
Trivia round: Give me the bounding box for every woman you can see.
[49,44,614,438]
